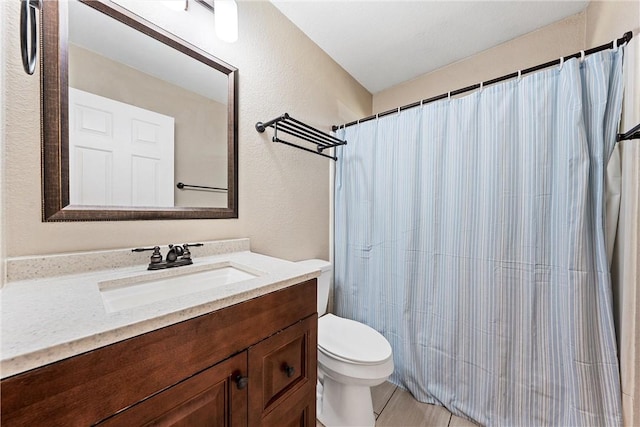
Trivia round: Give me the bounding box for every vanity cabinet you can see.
[0,280,317,426]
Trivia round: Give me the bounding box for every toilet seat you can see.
[318,314,392,365]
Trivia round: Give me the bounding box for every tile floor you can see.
[317,381,480,427]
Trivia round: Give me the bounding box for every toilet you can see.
[297,259,394,427]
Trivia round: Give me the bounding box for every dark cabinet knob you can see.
[235,375,248,390]
[284,365,295,378]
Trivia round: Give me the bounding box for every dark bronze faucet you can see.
[132,243,204,270]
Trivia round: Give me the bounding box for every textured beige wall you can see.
[2,0,371,260]
[373,12,586,112]
[69,45,227,208]
[587,1,639,48]
[1,1,6,286]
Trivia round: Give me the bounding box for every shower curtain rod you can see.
[333,31,633,131]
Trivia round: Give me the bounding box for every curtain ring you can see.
[613,38,618,52]
[397,107,401,115]
[580,50,585,62]
[376,113,379,120]
[517,70,522,80]
[479,82,483,92]
[447,91,451,101]
[558,56,564,70]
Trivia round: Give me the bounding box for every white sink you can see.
[99,262,260,313]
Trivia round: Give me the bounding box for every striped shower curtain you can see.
[334,49,624,426]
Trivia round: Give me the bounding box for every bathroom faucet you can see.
[132,243,203,270]
[166,244,184,262]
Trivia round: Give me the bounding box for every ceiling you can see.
[270,1,590,94]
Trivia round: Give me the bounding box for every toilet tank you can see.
[296,259,332,316]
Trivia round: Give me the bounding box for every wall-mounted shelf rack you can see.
[256,113,346,161]
[617,123,640,142]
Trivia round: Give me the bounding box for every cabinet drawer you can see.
[249,315,317,425]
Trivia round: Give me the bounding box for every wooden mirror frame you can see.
[41,0,238,221]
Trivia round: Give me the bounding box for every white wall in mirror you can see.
[67,0,230,208]
[68,1,227,102]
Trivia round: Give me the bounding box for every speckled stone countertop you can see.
[0,240,320,379]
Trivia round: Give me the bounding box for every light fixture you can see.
[212,0,238,43]
[166,0,238,43]
[162,0,187,11]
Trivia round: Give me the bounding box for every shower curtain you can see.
[334,49,624,426]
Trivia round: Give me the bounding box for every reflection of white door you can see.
[68,88,175,207]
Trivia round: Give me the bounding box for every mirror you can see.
[41,0,238,221]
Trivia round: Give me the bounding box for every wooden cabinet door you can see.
[98,352,248,427]
[248,315,317,426]
[259,381,315,427]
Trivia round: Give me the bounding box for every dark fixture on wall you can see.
[256,113,347,161]
[20,0,41,75]
[617,123,640,142]
[177,182,228,192]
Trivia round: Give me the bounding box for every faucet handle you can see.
[132,246,155,252]
[184,243,203,248]
[132,246,163,264]
[149,246,162,264]
[181,243,203,260]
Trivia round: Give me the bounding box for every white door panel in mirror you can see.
[69,88,175,207]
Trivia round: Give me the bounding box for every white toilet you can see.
[297,259,394,427]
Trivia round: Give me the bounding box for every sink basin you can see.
[99,262,260,313]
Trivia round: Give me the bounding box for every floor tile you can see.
[375,388,451,427]
[449,414,480,426]
[371,381,397,415]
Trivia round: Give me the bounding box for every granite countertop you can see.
[0,243,320,379]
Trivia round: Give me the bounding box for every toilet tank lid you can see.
[297,259,331,273]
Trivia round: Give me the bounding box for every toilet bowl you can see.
[297,259,394,427]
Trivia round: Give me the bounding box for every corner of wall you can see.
[1,0,7,287]
[585,0,640,48]
[585,3,640,427]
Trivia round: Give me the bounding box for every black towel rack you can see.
[617,123,640,142]
[256,113,346,161]
[176,182,227,192]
